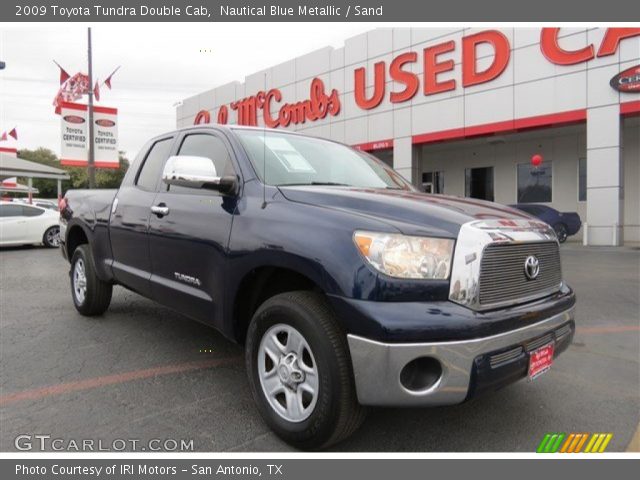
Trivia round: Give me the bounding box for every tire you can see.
[70,244,112,316]
[554,223,568,243]
[42,226,60,248]
[245,291,366,450]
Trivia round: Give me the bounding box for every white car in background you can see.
[11,198,59,211]
[0,201,60,248]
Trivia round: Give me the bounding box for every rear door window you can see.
[22,206,44,217]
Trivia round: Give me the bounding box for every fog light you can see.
[399,357,442,392]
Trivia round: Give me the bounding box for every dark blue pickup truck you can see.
[60,125,575,449]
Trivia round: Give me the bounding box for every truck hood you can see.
[278,186,530,237]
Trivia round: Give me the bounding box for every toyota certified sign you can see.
[610,65,640,93]
[60,102,119,168]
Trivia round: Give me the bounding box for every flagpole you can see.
[87,27,96,189]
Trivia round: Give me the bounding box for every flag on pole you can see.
[53,60,70,85]
[94,81,100,101]
[0,132,6,142]
[8,128,17,140]
[104,66,120,89]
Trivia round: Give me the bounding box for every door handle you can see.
[151,204,169,217]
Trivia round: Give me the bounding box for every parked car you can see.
[509,204,581,243]
[11,198,59,211]
[0,201,60,248]
[59,126,576,450]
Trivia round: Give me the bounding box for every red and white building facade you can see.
[177,27,640,245]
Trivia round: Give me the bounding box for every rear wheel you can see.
[42,226,60,248]
[70,244,112,316]
[554,223,568,243]
[245,291,366,450]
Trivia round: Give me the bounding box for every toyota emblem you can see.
[524,255,540,280]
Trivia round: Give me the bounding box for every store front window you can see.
[369,148,393,168]
[422,171,444,194]
[517,162,553,203]
[465,167,494,201]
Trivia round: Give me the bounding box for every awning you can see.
[0,153,70,181]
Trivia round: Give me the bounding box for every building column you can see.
[27,177,33,204]
[57,179,62,199]
[393,137,420,187]
[585,105,623,246]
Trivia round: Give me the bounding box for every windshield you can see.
[234,129,413,190]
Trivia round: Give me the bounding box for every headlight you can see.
[353,231,454,280]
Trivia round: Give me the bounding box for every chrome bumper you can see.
[347,305,575,407]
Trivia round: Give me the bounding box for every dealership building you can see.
[177,27,640,245]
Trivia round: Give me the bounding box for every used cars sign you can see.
[610,64,640,93]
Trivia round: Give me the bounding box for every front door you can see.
[109,136,175,296]
[465,166,494,202]
[148,130,239,328]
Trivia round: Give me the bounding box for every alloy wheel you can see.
[257,323,319,423]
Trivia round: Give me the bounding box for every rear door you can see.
[109,136,175,296]
[0,204,28,244]
[147,130,239,327]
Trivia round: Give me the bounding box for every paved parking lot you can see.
[1,245,639,452]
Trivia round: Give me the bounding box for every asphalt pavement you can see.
[1,244,638,452]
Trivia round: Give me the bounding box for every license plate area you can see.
[528,342,555,381]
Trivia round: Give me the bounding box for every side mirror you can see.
[162,156,236,194]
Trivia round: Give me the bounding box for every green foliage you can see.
[16,148,129,197]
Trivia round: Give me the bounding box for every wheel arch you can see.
[65,221,113,282]
[65,223,89,259]
[230,265,329,344]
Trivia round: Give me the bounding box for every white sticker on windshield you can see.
[281,152,316,173]
[263,136,296,152]
[260,136,316,174]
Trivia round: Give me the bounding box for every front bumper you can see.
[347,305,574,406]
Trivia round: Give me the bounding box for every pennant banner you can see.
[53,60,70,85]
[104,66,120,89]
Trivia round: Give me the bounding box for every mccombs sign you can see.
[192,27,640,129]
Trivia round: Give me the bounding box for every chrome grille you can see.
[489,346,524,368]
[525,333,554,352]
[478,242,562,307]
[554,324,572,341]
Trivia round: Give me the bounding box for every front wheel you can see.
[42,226,60,248]
[70,244,112,316]
[554,223,568,243]
[245,291,366,450]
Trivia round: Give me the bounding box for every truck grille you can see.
[478,242,562,307]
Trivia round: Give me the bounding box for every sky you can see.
[0,23,374,160]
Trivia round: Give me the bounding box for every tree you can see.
[16,148,130,197]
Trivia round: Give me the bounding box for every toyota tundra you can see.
[59,125,575,450]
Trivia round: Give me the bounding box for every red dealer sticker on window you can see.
[528,343,555,381]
